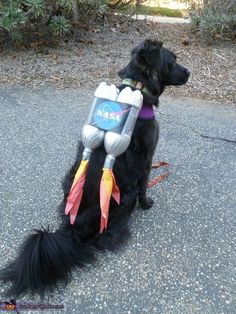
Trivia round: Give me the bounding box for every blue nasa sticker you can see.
[94,101,130,131]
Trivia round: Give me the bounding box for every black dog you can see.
[0,39,190,297]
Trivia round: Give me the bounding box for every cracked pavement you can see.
[0,86,235,313]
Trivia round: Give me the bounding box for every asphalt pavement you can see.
[0,86,235,313]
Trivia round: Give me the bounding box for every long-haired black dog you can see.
[0,39,190,297]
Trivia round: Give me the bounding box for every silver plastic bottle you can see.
[103,87,143,169]
[81,82,118,160]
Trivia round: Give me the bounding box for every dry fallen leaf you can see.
[182,38,190,46]
[30,40,44,49]
[51,76,60,81]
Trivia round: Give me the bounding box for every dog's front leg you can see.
[138,159,154,210]
[135,119,159,209]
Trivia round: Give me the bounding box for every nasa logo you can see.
[94,101,128,130]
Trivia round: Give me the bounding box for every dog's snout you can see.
[185,68,191,77]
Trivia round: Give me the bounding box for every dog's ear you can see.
[118,39,164,97]
[134,39,163,69]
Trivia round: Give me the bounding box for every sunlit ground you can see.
[144,0,189,10]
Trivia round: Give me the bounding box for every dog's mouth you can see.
[176,75,190,85]
[174,69,191,86]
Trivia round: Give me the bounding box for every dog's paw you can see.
[139,196,154,210]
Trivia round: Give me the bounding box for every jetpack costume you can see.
[65,82,143,233]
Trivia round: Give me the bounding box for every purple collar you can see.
[138,104,155,120]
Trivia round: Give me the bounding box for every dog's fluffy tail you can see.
[0,227,95,297]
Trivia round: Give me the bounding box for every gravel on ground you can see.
[0,20,235,103]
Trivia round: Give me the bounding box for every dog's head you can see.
[118,39,190,104]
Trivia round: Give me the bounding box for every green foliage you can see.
[0,0,149,47]
[95,0,109,14]
[24,0,45,18]
[188,0,236,39]
[0,1,27,45]
[0,0,76,47]
[0,3,27,30]
[49,15,71,37]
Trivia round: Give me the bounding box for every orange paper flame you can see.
[100,168,120,233]
[65,160,88,224]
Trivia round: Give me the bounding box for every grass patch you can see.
[119,5,183,18]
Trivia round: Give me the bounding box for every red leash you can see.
[148,162,171,188]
